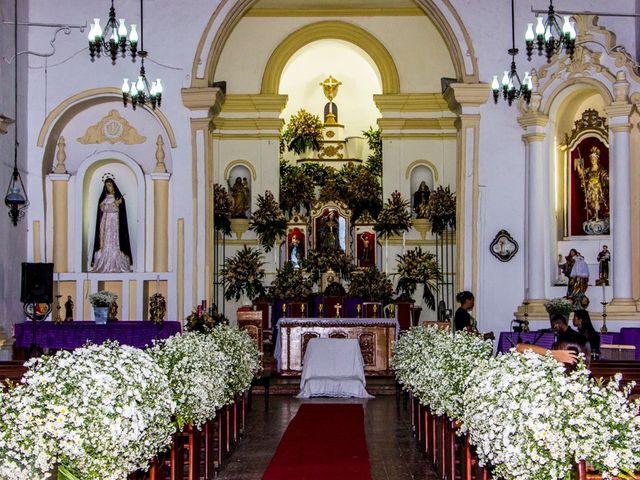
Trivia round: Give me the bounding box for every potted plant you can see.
[221,246,266,305]
[426,185,456,235]
[280,109,324,155]
[302,247,354,285]
[279,162,316,216]
[249,190,287,252]
[348,266,393,303]
[395,246,442,313]
[544,297,574,319]
[213,183,233,237]
[88,290,117,324]
[269,262,313,317]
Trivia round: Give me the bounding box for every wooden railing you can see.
[408,392,629,480]
[129,392,247,480]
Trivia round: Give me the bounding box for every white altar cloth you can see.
[297,338,373,398]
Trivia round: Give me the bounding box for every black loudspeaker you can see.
[20,263,54,303]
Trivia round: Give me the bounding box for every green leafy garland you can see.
[362,126,382,178]
[348,266,393,302]
[395,247,442,309]
[221,246,266,302]
[302,247,354,284]
[269,261,314,301]
[249,190,287,252]
[279,160,316,216]
[427,185,456,235]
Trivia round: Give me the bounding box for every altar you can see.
[275,317,399,376]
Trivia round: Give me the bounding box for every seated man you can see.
[550,313,588,345]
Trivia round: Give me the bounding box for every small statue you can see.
[229,176,250,219]
[413,181,431,218]
[64,295,74,321]
[575,146,609,234]
[108,301,119,321]
[566,249,589,300]
[596,245,610,286]
[556,254,568,285]
[290,234,302,268]
[149,293,167,323]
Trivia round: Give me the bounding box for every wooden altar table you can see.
[275,317,399,376]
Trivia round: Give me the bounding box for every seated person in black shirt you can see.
[572,309,600,358]
[454,291,475,332]
[550,313,588,345]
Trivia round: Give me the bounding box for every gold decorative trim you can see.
[374,93,449,112]
[245,7,425,17]
[404,159,439,182]
[211,133,280,140]
[221,94,288,113]
[563,108,608,146]
[223,159,257,182]
[37,87,177,148]
[77,109,146,145]
[261,21,400,94]
[377,117,456,130]
[381,132,457,139]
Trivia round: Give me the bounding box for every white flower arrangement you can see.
[544,297,574,316]
[461,350,640,480]
[150,331,230,430]
[0,342,175,480]
[392,326,493,420]
[207,324,261,403]
[87,290,118,307]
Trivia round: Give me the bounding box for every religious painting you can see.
[310,201,351,254]
[489,229,518,262]
[356,231,376,268]
[562,109,610,237]
[287,227,306,269]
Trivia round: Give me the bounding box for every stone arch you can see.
[37,88,177,176]
[260,21,399,94]
[189,0,478,87]
[542,77,613,118]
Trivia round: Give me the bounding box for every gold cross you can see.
[334,303,342,319]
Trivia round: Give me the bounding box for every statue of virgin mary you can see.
[90,177,133,273]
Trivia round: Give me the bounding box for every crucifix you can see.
[320,75,342,125]
[334,303,342,319]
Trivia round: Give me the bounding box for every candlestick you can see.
[282,303,287,319]
[318,303,323,318]
[389,304,395,318]
[300,303,305,318]
[373,304,378,317]
[356,304,361,319]
[156,275,160,294]
[54,294,62,324]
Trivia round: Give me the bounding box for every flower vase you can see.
[93,306,109,324]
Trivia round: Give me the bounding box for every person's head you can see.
[456,291,474,310]
[573,309,593,331]
[550,313,569,332]
[589,147,600,167]
[602,245,608,252]
[553,339,592,370]
[569,248,578,257]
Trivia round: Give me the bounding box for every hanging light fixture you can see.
[525,0,576,62]
[88,0,138,64]
[491,0,532,106]
[121,0,162,110]
[5,0,28,225]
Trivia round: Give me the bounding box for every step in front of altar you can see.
[250,376,398,396]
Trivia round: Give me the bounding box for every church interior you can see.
[2,0,640,479]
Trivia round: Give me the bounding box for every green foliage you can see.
[213,183,232,237]
[280,109,324,154]
[221,246,266,302]
[348,266,393,302]
[185,305,229,333]
[279,162,315,216]
[427,185,456,234]
[363,126,383,178]
[302,247,354,284]
[269,262,314,301]
[374,190,412,237]
[340,162,383,220]
[395,247,442,309]
[249,190,287,252]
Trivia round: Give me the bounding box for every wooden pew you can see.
[589,360,640,397]
[0,361,27,391]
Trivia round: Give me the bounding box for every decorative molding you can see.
[211,132,280,140]
[374,93,449,112]
[154,135,167,173]
[443,83,491,113]
[260,21,400,95]
[210,117,284,131]
[220,94,288,113]
[223,159,257,181]
[604,103,633,119]
[562,109,608,147]
[377,117,456,131]
[517,112,549,129]
[77,109,146,145]
[245,7,424,17]
[521,133,546,144]
[404,159,439,182]
[53,136,68,174]
[37,88,177,148]
[0,114,14,134]
[381,132,457,140]
[181,86,225,113]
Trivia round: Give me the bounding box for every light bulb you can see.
[569,21,577,40]
[122,78,130,93]
[562,16,571,34]
[118,19,127,38]
[501,71,509,87]
[93,18,102,38]
[154,79,163,93]
[544,29,552,42]
[525,74,533,90]
[131,81,139,96]
[525,23,534,42]
[88,23,96,41]
[508,78,514,91]
[129,24,138,44]
[535,17,545,36]
[136,76,144,92]
[522,72,530,89]
[150,81,157,96]
[491,75,500,91]
[110,29,118,43]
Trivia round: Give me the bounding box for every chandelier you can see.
[492,0,532,106]
[88,0,138,64]
[525,0,576,62]
[121,0,162,110]
[5,0,28,225]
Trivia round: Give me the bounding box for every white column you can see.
[608,117,633,301]
[524,132,547,300]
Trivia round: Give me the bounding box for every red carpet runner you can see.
[262,403,372,480]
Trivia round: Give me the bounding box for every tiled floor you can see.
[218,395,438,480]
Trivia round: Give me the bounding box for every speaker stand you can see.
[23,302,52,358]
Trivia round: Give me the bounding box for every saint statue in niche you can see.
[229,176,250,218]
[575,146,609,234]
[64,295,74,321]
[320,210,339,250]
[90,177,133,273]
[357,231,375,268]
[596,245,610,286]
[288,228,305,269]
[565,248,589,300]
[413,181,431,218]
